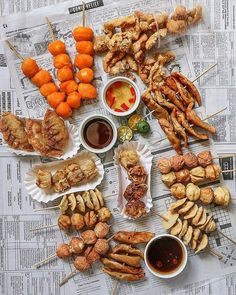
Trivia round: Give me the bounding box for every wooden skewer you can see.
[218,230,236,246]
[5,40,24,60]
[221,169,236,173]
[82,1,86,27]
[152,107,226,144]
[29,223,57,232]
[112,280,120,295]
[33,254,57,268]
[208,248,223,260]
[34,206,60,212]
[213,154,235,160]
[192,63,218,83]
[60,269,77,287]
[45,16,56,41]
[156,212,168,222]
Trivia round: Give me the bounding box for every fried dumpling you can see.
[78,158,98,180]
[42,110,69,152]
[119,149,139,170]
[36,169,52,189]
[0,112,33,151]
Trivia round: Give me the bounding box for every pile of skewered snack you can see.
[20,20,96,118]
[162,198,217,253]
[119,149,148,219]
[36,159,98,192]
[0,109,68,156]
[94,5,202,77]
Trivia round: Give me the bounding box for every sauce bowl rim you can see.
[144,233,188,279]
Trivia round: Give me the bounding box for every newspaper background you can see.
[0,0,236,294]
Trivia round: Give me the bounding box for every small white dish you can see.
[144,234,188,279]
[102,76,140,117]
[79,114,117,154]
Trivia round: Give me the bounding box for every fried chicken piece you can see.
[132,33,148,63]
[138,58,156,83]
[93,35,109,53]
[170,109,188,147]
[186,103,216,133]
[71,213,85,230]
[145,28,167,50]
[125,200,146,219]
[101,258,143,275]
[123,183,148,201]
[56,244,71,259]
[170,155,184,171]
[81,230,97,245]
[97,207,112,222]
[171,72,202,106]
[153,90,178,111]
[186,5,202,25]
[109,59,129,75]
[112,244,144,258]
[166,19,187,34]
[58,214,71,231]
[160,84,185,112]
[108,253,142,267]
[135,11,168,32]
[42,110,69,152]
[103,15,136,36]
[94,222,110,239]
[84,211,97,228]
[0,112,33,151]
[69,237,85,254]
[158,118,182,155]
[141,89,168,120]
[121,14,140,41]
[103,51,126,73]
[171,5,187,21]
[128,165,147,184]
[103,267,144,281]
[107,32,132,52]
[114,231,155,245]
[183,152,198,168]
[176,111,209,140]
[126,55,138,71]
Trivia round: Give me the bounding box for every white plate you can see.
[7,121,81,160]
[24,151,104,203]
[114,141,153,219]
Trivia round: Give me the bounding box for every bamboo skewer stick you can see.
[29,223,57,232]
[191,63,218,83]
[218,230,236,246]
[60,269,77,287]
[82,1,86,27]
[208,249,223,260]
[33,254,57,268]
[112,280,120,295]
[34,206,60,212]
[5,40,24,60]
[45,17,56,41]
[221,169,236,173]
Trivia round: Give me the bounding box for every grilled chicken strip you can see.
[171,72,202,106]
[108,253,142,267]
[103,267,145,281]
[158,118,182,155]
[113,231,155,244]
[170,109,188,147]
[141,90,168,120]
[154,90,180,111]
[176,111,209,140]
[160,84,185,112]
[112,244,144,258]
[186,103,216,134]
[101,258,143,274]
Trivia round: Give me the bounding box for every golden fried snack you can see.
[170,155,184,171]
[64,164,84,186]
[157,157,171,174]
[31,70,52,87]
[93,35,109,53]
[97,207,112,222]
[84,246,100,264]
[113,231,155,244]
[119,149,139,169]
[42,109,69,152]
[84,211,97,228]
[101,258,143,275]
[170,108,188,147]
[160,84,185,112]
[145,29,167,50]
[125,200,146,219]
[82,191,94,210]
[74,256,91,272]
[56,244,71,259]
[52,169,70,192]
[107,32,132,52]
[0,112,33,151]
[94,189,104,207]
[81,230,97,245]
[36,169,52,189]
[94,239,110,255]
[183,152,198,168]
[190,166,205,184]
[199,187,214,205]
[112,244,144,258]
[89,190,100,211]
[69,237,84,254]
[71,213,85,230]
[131,33,148,63]
[77,158,98,180]
[185,183,200,201]
[21,58,40,78]
[128,165,147,184]
[94,222,110,239]
[161,172,177,187]
[175,169,190,183]
[58,214,71,230]
[214,186,231,207]
[123,183,148,201]
[76,194,86,213]
[170,183,186,199]
[205,164,221,181]
[197,151,212,167]
[108,253,142,267]
[103,267,144,281]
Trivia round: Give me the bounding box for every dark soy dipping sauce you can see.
[84,119,113,149]
[147,237,183,274]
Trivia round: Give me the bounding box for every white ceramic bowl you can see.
[79,114,117,154]
[144,234,188,279]
[102,76,141,117]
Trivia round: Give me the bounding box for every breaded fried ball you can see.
[94,222,110,238]
[69,237,85,254]
[58,214,71,230]
[84,246,100,264]
[21,58,39,78]
[39,82,58,97]
[81,230,97,245]
[73,256,91,272]
[56,243,71,259]
[94,239,109,255]
[48,40,66,56]
[97,207,112,222]
[71,213,85,230]
[53,54,71,69]
[31,70,52,87]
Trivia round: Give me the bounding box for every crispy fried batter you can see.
[101,258,143,274]
[108,253,142,267]
[160,84,185,112]
[145,29,167,50]
[113,231,155,244]
[125,200,146,219]
[93,35,109,53]
[112,244,144,258]
[107,32,132,52]
[132,33,148,63]
[170,109,188,147]
[154,90,179,111]
[103,267,144,281]
[123,183,148,201]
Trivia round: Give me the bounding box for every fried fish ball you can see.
[57,67,73,82]
[58,214,71,230]
[170,183,186,199]
[53,54,71,69]
[56,243,71,259]
[74,256,91,272]
[36,169,52,189]
[170,155,184,171]
[71,213,85,230]
[81,230,97,245]
[94,222,110,238]
[185,183,200,201]
[64,163,84,186]
[199,187,214,205]
[94,239,109,255]
[39,82,58,97]
[157,157,171,174]
[183,152,198,168]
[214,186,231,206]
[48,40,66,56]
[84,246,101,264]
[97,207,112,222]
[175,169,190,183]
[21,58,39,78]
[197,151,212,167]
[161,172,177,187]
[69,237,85,254]
[84,211,97,228]
[73,26,94,42]
[205,164,221,181]
[190,166,205,184]
[60,80,78,94]
[31,70,52,87]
